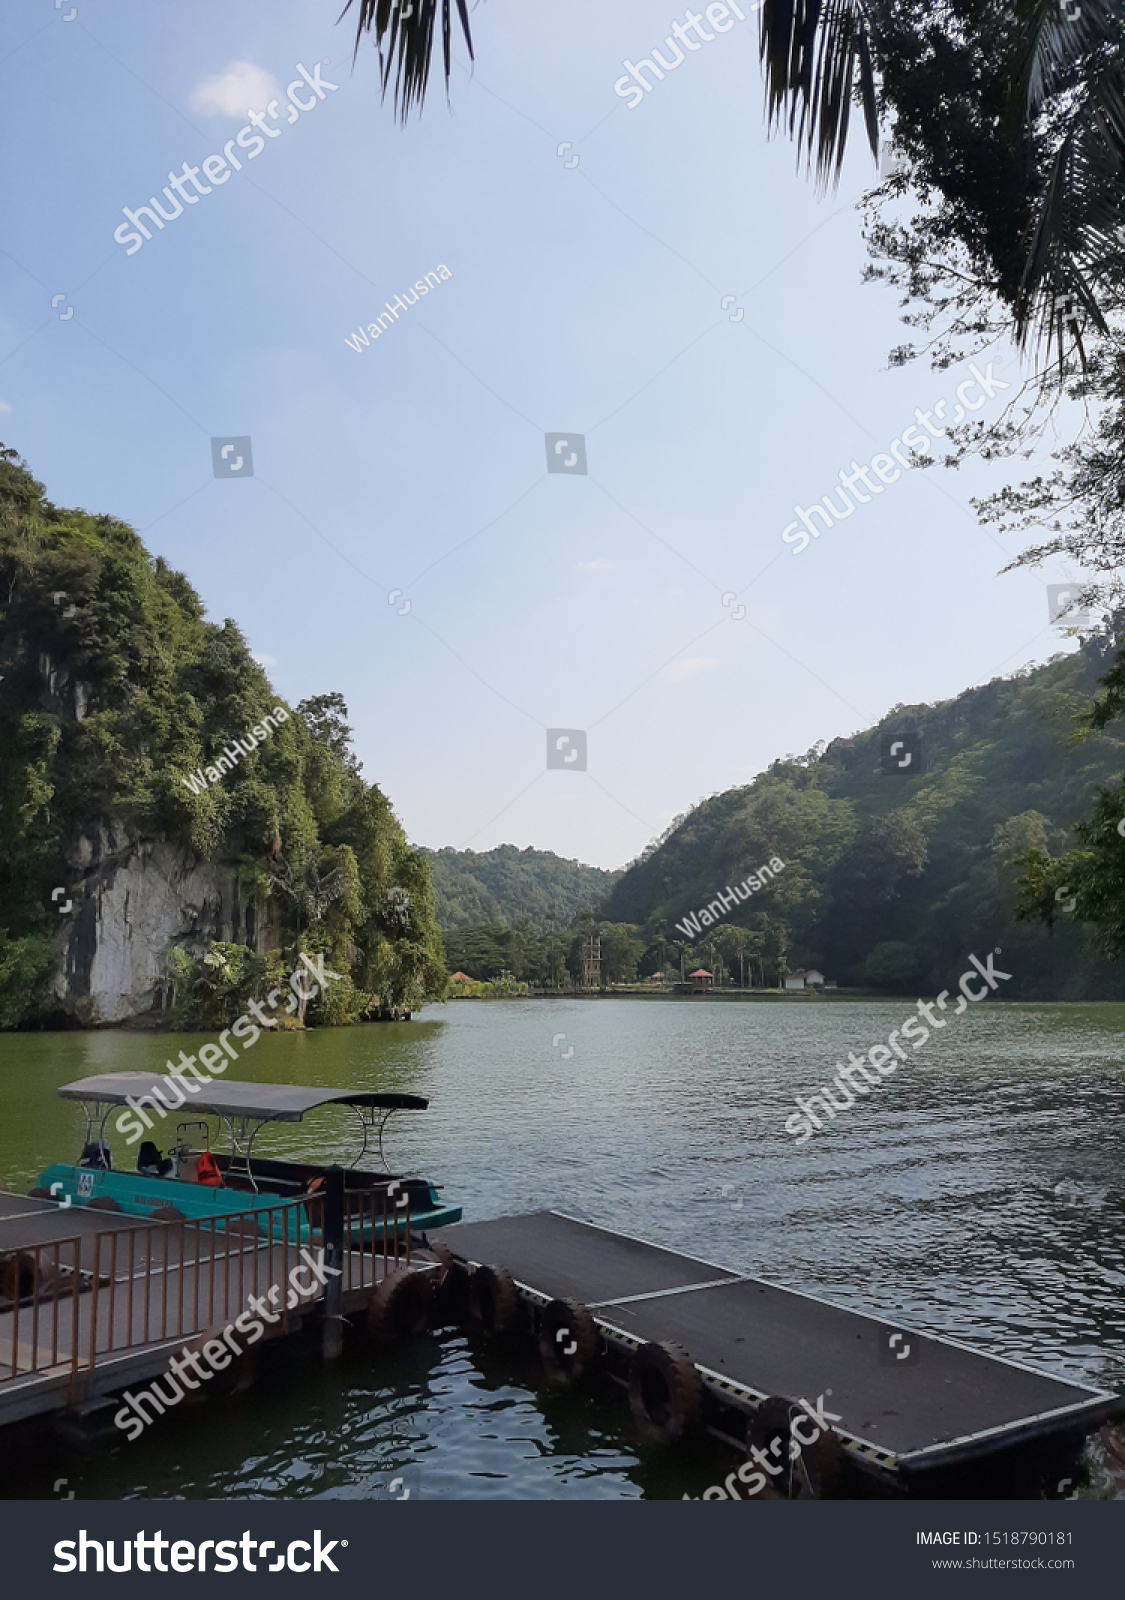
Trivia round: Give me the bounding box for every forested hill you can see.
[604,639,1125,999]
[422,844,617,932]
[0,444,445,1028]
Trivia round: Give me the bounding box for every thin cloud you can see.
[190,61,281,118]
[575,558,619,572]
[667,657,718,681]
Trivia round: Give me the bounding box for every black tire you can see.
[0,1250,42,1305]
[469,1264,519,1336]
[429,1242,468,1326]
[85,1196,123,1213]
[149,1205,186,1224]
[27,1187,53,1200]
[796,1425,842,1500]
[747,1395,799,1496]
[748,1394,841,1498]
[366,1267,433,1343]
[628,1342,702,1445]
[539,1299,600,1386]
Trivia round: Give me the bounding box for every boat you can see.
[32,1073,461,1241]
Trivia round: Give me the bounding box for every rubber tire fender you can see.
[429,1241,469,1326]
[628,1341,702,1446]
[366,1266,433,1343]
[0,1250,44,1305]
[149,1205,186,1224]
[469,1264,519,1336]
[747,1395,800,1497]
[85,1196,123,1213]
[539,1298,600,1386]
[796,1424,842,1499]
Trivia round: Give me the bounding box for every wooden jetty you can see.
[437,1210,1120,1499]
[0,1180,429,1432]
[3,1185,1118,1499]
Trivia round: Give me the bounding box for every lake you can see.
[2,995,1123,1500]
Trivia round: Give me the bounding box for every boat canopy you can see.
[57,1074,429,1121]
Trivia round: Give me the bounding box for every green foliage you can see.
[166,943,285,1031]
[0,444,446,1028]
[0,931,57,1029]
[596,923,645,985]
[1015,660,1125,960]
[862,941,921,991]
[607,639,1125,999]
[424,843,616,932]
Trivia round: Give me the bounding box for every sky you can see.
[0,0,1089,870]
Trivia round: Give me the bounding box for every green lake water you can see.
[2,996,1123,1499]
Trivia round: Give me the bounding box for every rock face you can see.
[53,825,275,1026]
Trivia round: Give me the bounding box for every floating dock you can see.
[0,1182,426,1432]
[438,1210,1120,1498]
[3,1190,1118,1498]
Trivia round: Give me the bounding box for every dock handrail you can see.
[1,1181,419,1400]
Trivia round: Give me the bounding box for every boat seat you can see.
[78,1141,112,1170]
[137,1142,173,1178]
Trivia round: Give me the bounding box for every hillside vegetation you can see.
[0,444,445,1028]
[603,641,1125,999]
[423,843,616,932]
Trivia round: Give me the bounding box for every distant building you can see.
[689,967,712,993]
[784,969,828,991]
[448,971,473,982]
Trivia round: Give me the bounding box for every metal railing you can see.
[0,1178,420,1398]
[341,1180,412,1293]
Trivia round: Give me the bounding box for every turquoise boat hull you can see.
[34,1163,462,1240]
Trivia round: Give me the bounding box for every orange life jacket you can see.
[195,1151,222,1187]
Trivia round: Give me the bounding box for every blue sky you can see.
[0,0,1084,869]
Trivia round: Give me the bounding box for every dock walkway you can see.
[0,1186,420,1430]
[441,1210,1118,1491]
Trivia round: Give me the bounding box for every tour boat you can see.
[32,1073,461,1239]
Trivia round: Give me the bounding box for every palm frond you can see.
[1015,5,1125,350]
[340,0,474,121]
[759,0,879,185]
[1012,0,1119,112]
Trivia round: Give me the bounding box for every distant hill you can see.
[603,639,1125,999]
[422,844,618,932]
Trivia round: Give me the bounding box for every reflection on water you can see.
[2,997,1123,1498]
